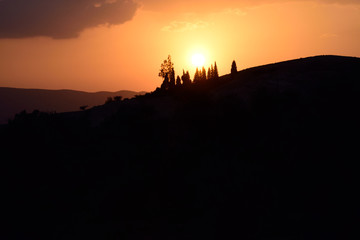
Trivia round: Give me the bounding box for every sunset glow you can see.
[1,1,359,239]
[0,1,359,92]
[192,53,206,68]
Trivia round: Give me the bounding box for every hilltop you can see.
[1,55,359,240]
[53,55,360,125]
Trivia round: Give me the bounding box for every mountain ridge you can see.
[0,87,146,124]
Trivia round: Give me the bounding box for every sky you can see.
[0,0,359,92]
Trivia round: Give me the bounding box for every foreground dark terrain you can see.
[1,55,359,239]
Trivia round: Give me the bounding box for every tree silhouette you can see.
[210,64,214,80]
[181,70,186,85]
[169,67,176,88]
[176,75,181,86]
[80,105,88,111]
[159,55,174,90]
[214,62,219,79]
[231,60,237,75]
[201,67,207,81]
[157,56,220,89]
[114,96,123,102]
[161,74,170,90]
[182,70,191,86]
[186,71,191,83]
[194,68,200,83]
[159,55,174,79]
[105,97,113,104]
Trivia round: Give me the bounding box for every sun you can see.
[192,53,205,67]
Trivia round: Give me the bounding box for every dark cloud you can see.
[0,0,138,39]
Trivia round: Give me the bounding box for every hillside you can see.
[0,87,146,124]
[218,55,360,97]
[56,55,360,126]
[1,55,359,240]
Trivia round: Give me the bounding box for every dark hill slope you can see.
[1,55,359,240]
[216,55,360,99]
[0,87,145,124]
[65,55,360,126]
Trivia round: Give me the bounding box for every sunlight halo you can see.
[191,53,205,67]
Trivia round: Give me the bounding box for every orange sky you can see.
[0,0,359,92]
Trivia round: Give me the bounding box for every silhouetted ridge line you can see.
[1,55,359,239]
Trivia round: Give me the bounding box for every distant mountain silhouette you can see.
[0,88,146,124]
[1,55,359,240]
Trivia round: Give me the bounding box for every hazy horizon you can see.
[0,86,147,93]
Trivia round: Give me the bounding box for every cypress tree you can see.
[231,60,237,75]
[214,62,219,79]
[186,71,191,84]
[176,75,181,86]
[194,68,200,83]
[210,64,214,80]
[181,70,187,85]
[201,67,207,81]
[169,67,175,88]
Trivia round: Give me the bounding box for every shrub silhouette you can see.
[105,96,113,104]
[114,96,122,102]
[80,105,88,111]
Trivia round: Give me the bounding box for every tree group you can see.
[193,63,219,83]
[159,55,221,90]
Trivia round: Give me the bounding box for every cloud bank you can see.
[0,0,138,39]
[1,0,358,39]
